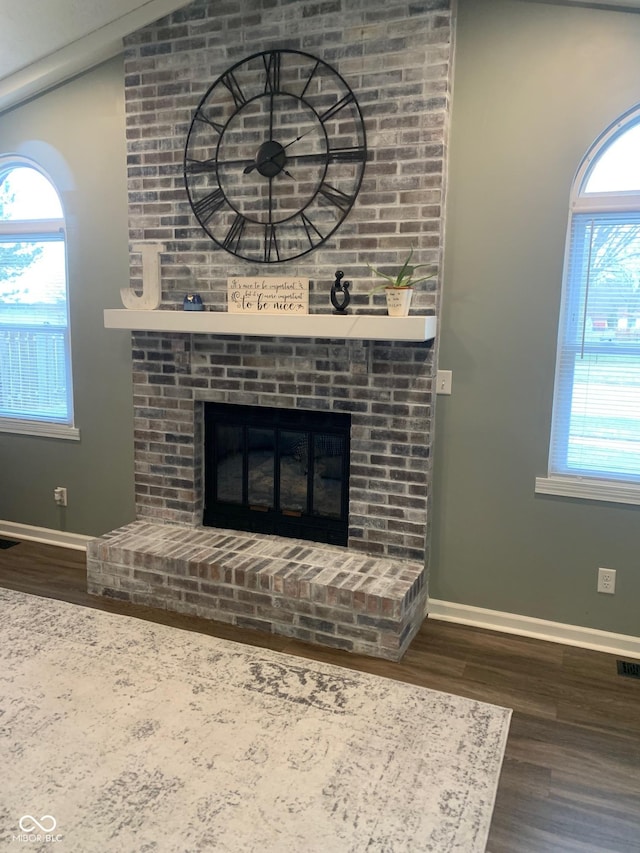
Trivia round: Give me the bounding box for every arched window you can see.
[541,107,640,502]
[0,158,77,438]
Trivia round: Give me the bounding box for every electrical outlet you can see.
[597,567,616,594]
[53,486,67,507]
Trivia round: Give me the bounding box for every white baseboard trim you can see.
[428,598,640,660]
[0,521,93,552]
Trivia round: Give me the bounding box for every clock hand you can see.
[243,126,318,174]
[243,147,286,175]
[280,125,318,152]
[268,92,274,140]
[243,144,282,175]
[242,160,295,180]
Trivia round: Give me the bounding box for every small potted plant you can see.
[368,248,436,317]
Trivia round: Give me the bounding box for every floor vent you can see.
[0,538,20,550]
[616,660,640,679]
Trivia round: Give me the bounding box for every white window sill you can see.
[0,419,80,440]
[535,476,640,507]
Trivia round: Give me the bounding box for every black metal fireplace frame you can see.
[203,402,351,545]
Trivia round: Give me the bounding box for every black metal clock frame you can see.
[183,49,367,264]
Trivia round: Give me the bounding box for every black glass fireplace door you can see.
[204,403,350,546]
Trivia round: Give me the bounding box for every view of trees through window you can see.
[0,181,43,287]
[579,218,640,343]
[0,163,71,426]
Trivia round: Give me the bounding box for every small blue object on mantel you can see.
[183,293,204,311]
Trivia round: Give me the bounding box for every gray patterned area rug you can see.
[0,588,511,852]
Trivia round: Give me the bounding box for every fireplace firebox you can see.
[203,403,351,545]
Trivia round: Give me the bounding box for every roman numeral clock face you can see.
[184,49,367,263]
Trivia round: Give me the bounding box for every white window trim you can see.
[541,106,640,505]
[0,155,77,438]
[0,418,79,440]
[535,476,640,506]
[0,219,65,236]
[573,194,640,213]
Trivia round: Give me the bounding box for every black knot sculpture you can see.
[330,270,351,314]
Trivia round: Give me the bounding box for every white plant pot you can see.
[385,287,413,317]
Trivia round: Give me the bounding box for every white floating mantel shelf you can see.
[103,309,437,342]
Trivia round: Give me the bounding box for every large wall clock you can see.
[183,49,367,264]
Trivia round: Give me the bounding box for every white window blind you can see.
[546,111,640,493]
[0,160,74,432]
[550,213,640,482]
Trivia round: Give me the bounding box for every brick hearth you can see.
[87,520,427,661]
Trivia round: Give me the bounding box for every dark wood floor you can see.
[1,539,638,853]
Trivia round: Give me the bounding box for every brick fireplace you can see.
[86,0,453,660]
[127,330,432,560]
[87,329,434,659]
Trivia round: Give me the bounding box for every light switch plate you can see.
[436,370,452,395]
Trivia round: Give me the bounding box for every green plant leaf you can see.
[396,247,413,285]
[410,274,437,285]
[366,264,398,286]
[367,248,436,293]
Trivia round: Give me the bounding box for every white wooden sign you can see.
[227,277,309,315]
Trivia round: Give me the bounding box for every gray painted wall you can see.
[432,0,640,636]
[0,57,135,536]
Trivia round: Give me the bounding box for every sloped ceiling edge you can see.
[0,0,191,116]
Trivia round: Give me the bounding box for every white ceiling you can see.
[0,0,190,114]
[1,0,639,115]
